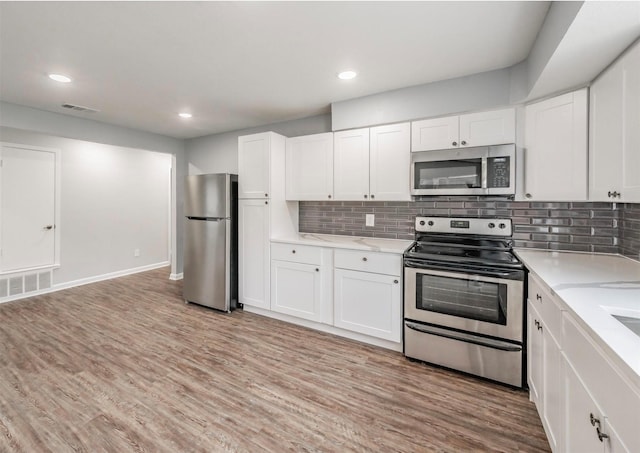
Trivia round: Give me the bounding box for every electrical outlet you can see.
[365,214,375,227]
[134,249,140,257]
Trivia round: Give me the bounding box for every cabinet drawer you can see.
[271,242,322,265]
[334,249,401,276]
[528,275,562,339]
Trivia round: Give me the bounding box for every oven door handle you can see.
[404,259,523,280]
[405,321,522,352]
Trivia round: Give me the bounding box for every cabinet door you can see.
[524,89,588,201]
[621,42,640,202]
[334,269,401,342]
[542,326,563,452]
[369,123,411,201]
[271,260,323,322]
[590,59,624,202]
[563,357,606,453]
[459,108,515,148]
[528,301,543,411]
[411,116,459,151]
[285,133,334,201]
[239,200,270,309]
[238,133,270,199]
[333,128,370,201]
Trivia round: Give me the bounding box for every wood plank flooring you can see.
[0,268,550,452]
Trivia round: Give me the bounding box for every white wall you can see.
[186,114,331,174]
[0,102,186,276]
[1,126,172,286]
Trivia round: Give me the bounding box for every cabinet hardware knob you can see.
[292,250,296,254]
[393,279,399,284]
[525,193,532,199]
[265,193,268,197]
[452,141,457,146]
[364,194,368,199]
[536,294,542,301]
[597,427,609,442]
[607,191,621,198]
[328,194,332,199]
[315,268,319,272]
[43,225,53,230]
[461,140,467,146]
[362,257,368,262]
[265,201,268,205]
[370,194,375,199]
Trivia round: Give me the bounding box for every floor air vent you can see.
[0,269,54,302]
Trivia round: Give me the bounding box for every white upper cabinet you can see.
[590,41,640,202]
[238,133,271,199]
[411,116,459,151]
[285,132,334,201]
[333,123,410,201]
[369,123,411,201]
[334,128,370,200]
[411,108,515,152]
[524,89,588,201]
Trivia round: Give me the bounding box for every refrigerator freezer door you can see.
[184,218,230,311]
[185,174,230,218]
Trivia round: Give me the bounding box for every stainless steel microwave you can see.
[410,144,516,196]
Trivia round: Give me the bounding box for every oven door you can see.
[404,266,523,342]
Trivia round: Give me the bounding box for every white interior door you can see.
[1,145,56,272]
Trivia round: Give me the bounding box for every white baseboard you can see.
[169,272,183,280]
[0,261,170,305]
[242,305,403,352]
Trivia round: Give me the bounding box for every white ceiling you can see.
[0,2,550,139]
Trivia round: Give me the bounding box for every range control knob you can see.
[488,222,496,229]
[428,221,434,226]
[499,223,506,229]
[419,220,426,226]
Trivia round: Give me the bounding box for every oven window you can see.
[414,159,482,189]
[416,273,507,325]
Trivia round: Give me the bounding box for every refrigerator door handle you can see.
[186,216,228,221]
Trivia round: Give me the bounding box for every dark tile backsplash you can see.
[299,197,640,260]
[620,203,640,260]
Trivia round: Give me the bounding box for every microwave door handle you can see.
[481,157,488,189]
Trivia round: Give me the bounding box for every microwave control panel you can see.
[487,157,510,188]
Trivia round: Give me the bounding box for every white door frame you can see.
[0,142,61,273]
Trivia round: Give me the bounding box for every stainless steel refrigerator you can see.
[184,173,238,312]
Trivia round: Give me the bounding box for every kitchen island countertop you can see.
[514,249,640,391]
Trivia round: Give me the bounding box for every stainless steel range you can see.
[403,216,525,387]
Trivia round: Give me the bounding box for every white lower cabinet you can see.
[269,242,403,346]
[527,274,640,453]
[334,268,401,342]
[270,243,328,323]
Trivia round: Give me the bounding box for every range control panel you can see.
[415,216,513,237]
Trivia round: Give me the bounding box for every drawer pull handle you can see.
[590,414,609,442]
[362,257,368,262]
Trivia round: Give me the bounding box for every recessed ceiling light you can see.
[178,112,192,119]
[338,70,357,80]
[48,74,72,83]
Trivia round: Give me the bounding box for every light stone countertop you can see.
[271,233,413,254]
[514,249,640,390]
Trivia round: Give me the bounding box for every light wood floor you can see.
[0,268,550,452]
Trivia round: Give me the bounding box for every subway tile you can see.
[512,209,550,217]
[592,227,617,237]
[571,202,613,209]
[464,201,496,208]
[532,218,571,226]
[570,218,614,227]
[531,234,571,243]
[479,209,512,217]
[549,210,590,218]
[513,241,549,249]
[421,208,450,216]
[532,202,570,209]
[571,236,614,245]
[591,210,618,219]
[449,209,480,216]
[593,245,619,254]
[548,243,591,252]
[514,225,550,233]
[434,201,465,208]
[550,226,591,235]
[497,201,530,209]
[511,217,531,225]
